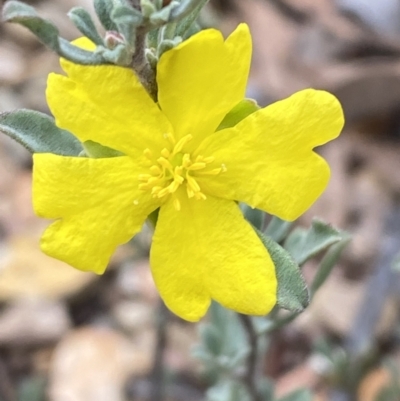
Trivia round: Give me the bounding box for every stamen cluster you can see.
[138,133,224,210]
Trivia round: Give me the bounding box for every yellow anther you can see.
[161,148,170,158]
[186,174,201,193]
[157,157,173,170]
[173,198,181,211]
[173,134,193,154]
[133,199,139,205]
[174,173,184,184]
[167,180,180,193]
[139,140,219,207]
[143,148,152,159]
[151,186,162,195]
[182,153,191,168]
[150,165,162,175]
[157,187,170,198]
[221,163,227,173]
[174,165,183,174]
[188,162,206,171]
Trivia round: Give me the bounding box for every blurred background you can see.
[2,0,400,400]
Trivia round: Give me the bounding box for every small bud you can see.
[104,31,125,49]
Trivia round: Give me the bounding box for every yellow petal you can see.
[157,24,251,149]
[33,154,161,273]
[196,89,344,221]
[150,190,276,321]
[66,36,97,52]
[46,64,172,158]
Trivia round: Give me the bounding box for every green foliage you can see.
[264,216,293,243]
[111,5,143,47]
[284,219,342,265]
[192,303,249,378]
[83,140,124,158]
[218,99,260,131]
[0,110,82,156]
[257,378,275,401]
[175,0,208,38]
[18,376,46,401]
[68,7,104,46]
[259,233,309,312]
[2,1,60,50]
[277,388,313,401]
[242,205,264,231]
[2,1,105,65]
[206,380,252,401]
[93,0,117,31]
[2,0,208,68]
[310,235,350,296]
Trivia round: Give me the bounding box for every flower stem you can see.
[132,26,158,100]
[125,0,158,99]
[238,314,263,401]
[150,299,169,401]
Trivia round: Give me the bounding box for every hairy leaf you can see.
[68,7,104,46]
[284,219,342,265]
[258,232,309,312]
[0,110,82,156]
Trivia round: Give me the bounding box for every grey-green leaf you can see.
[206,380,251,401]
[2,1,60,51]
[68,7,104,46]
[217,98,260,131]
[58,38,106,65]
[278,388,313,401]
[94,0,117,31]
[264,216,293,243]
[111,5,143,47]
[175,0,208,38]
[284,219,342,265]
[0,110,82,156]
[258,232,309,312]
[83,140,123,158]
[242,204,264,230]
[310,235,350,296]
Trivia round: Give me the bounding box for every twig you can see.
[132,26,158,100]
[238,314,262,401]
[125,0,158,99]
[149,299,169,401]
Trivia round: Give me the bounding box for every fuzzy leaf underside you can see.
[0,110,82,156]
[257,231,309,313]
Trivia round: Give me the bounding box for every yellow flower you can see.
[33,24,344,321]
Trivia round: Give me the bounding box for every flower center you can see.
[138,133,225,211]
